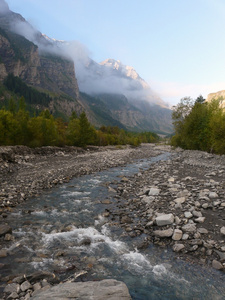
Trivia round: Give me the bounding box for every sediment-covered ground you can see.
[0,144,224,299]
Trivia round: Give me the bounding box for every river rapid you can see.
[1,152,225,299]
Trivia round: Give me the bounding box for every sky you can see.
[5,0,225,106]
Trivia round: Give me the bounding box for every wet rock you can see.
[212,260,223,270]
[154,228,173,237]
[155,213,174,226]
[173,244,185,252]
[3,283,20,294]
[121,216,132,224]
[0,247,8,257]
[20,280,32,292]
[79,238,92,246]
[31,279,132,300]
[220,227,225,236]
[0,224,12,237]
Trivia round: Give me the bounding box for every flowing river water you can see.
[1,153,225,299]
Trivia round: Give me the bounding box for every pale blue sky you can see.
[6,0,225,105]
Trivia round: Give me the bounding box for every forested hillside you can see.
[171,95,225,154]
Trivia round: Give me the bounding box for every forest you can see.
[171,95,225,154]
[0,97,159,148]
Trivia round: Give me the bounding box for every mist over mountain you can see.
[0,0,173,134]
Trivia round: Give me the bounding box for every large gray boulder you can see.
[31,279,132,300]
[155,213,174,226]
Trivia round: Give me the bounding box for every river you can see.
[1,153,225,299]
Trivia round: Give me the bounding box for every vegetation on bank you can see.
[0,97,159,147]
[171,95,225,154]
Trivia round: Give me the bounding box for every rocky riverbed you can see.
[105,148,225,272]
[0,144,225,299]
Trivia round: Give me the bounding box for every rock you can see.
[154,228,173,237]
[174,197,186,204]
[121,216,132,224]
[174,216,181,224]
[182,233,189,240]
[184,211,192,219]
[0,249,7,257]
[0,224,12,237]
[197,228,208,234]
[7,292,19,299]
[214,250,225,262]
[79,238,92,246]
[155,213,174,226]
[192,211,202,218]
[220,227,225,236]
[173,244,185,252]
[202,203,208,209]
[195,217,205,223]
[209,192,218,199]
[172,229,183,241]
[182,224,196,233]
[3,283,20,294]
[212,260,223,270]
[31,279,131,300]
[148,188,160,196]
[20,280,32,292]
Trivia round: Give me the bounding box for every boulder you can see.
[149,188,160,196]
[31,279,131,300]
[155,214,174,226]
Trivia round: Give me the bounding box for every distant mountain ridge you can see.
[0,0,173,134]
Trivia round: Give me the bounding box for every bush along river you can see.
[0,151,225,299]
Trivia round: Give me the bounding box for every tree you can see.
[78,112,96,146]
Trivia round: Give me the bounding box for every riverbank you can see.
[106,148,225,272]
[0,144,225,299]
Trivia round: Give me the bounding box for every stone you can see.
[195,217,205,223]
[174,216,181,224]
[0,224,12,237]
[174,197,186,204]
[202,203,208,209]
[4,283,20,294]
[212,260,223,270]
[31,279,131,300]
[154,228,173,238]
[79,238,92,246]
[192,211,202,218]
[155,213,174,226]
[7,292,19,299]
[184,211,192,219]
[0,249,7,257]
[198,228,208,234]
[220,227,225,236]
[172,229,183,241]
[182,224,196,233]
[209,192,218,199]
[148,188,160,196]
[20,281,32,292]
[182,233,189,240]
[173,244,185,252]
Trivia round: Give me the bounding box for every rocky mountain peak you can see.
[100,58,149,89]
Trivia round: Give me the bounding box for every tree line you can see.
[171,95,225,154]
[0,98,159,147]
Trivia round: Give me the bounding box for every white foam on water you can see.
[31,210,48,217]
[61,191,91,197]
[88,178,102,184]
[121,251,152,274]
[94,215,107,227]
[152,264,167,276]
[30,258,54,270]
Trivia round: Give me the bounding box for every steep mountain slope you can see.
[0,0,173,133]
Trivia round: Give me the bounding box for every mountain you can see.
[0,0,173,134]
[206,90,225,108]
